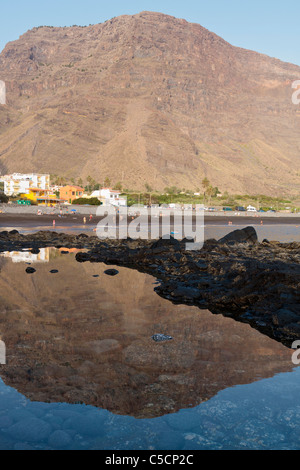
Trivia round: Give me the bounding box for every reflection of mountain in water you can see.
[0,253,294,418]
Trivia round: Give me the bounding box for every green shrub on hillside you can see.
[72,197,102,206]
[0,193,9,204]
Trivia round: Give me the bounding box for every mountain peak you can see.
[0,12,299,195]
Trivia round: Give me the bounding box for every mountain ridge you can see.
[0,11,299,194]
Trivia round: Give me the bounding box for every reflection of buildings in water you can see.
[0,248,82,264]
[0,247,51,263]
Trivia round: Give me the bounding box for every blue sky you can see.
[0,0,299,65]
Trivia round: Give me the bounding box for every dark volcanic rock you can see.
[75,252,91,263]
[26,267,36,274]
[151,237,181,250]
[218,226,258,245]
[104,269,119,277]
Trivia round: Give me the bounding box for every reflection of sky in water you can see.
[0,250,299,449]
[1,368,300,450]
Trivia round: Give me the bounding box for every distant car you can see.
[258,209,266,213]
[247,206,257,212]
[235,206,246,212]
[208,207,216,212]
[223,207,233,211]
[267,209,276,213]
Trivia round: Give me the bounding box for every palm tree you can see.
[206,185,214,206]
[202,177,210,204]
[104,177,111,188]
[202,177,210,191]
[58,176,66,187]
[86,175,93,192]
[114,182,123,191]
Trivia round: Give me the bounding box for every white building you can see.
[91,188,127,207]
[50,185,63,193]
[0,173,50,196]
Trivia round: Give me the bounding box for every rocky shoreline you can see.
[0,227,299,348]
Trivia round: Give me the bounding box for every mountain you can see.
[0,11,300,194]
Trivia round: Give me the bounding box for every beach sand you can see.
[0,212,300,242]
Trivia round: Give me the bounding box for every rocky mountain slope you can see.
[0,11,300,194]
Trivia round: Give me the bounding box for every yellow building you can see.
[20,188,64,206]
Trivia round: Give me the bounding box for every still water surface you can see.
[0,249,299,450]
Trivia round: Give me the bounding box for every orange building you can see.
[60,185,84,204]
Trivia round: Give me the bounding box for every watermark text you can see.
[292,341,300,365]
[0,340,6,365]
[96,204,204,251]
[0,81,6,105]
[292,80,300,105]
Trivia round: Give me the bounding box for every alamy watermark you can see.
[96,204,205,251]
[292,81,300,105]
[292,341,300,365]
[0,81,6,105]
[0,340,6,365]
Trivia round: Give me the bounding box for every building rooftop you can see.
[61,185,84,190]
[29,188,52,192]
[37,197,65,202]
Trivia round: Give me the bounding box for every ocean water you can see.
[1,369,300,450]
[1,220,300,243]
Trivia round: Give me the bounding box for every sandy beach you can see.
[1,211,300,226]
[1,211,300,243]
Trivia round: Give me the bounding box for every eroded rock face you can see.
[0,12,300,193]
[0,227,299,347]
